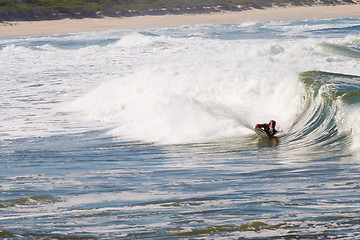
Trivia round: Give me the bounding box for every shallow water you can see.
[1,17,360,239]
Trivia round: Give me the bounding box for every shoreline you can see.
[1,4,360,37]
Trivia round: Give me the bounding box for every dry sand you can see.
[1,4,360,37]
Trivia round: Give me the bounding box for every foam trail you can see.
[191,100,254,130]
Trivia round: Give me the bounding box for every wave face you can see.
[1,17,360,239]
[293,71,360,151]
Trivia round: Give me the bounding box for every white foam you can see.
[68,35,315,145]
[115,32,157,48]
[68,43,304,144]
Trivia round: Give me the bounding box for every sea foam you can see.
[69,34,304,144]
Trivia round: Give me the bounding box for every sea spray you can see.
[69,58,303,144]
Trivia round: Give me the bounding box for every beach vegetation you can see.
[0,0,358,21]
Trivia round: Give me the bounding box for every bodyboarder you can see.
[255,120,277,136]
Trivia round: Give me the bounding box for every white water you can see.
[1,19,360,145]
[69,57,302,144]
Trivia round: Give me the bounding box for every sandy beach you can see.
[1,4,360,37]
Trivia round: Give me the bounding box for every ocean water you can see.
[1,17,360,239]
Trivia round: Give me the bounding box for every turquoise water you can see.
[1,17,360,239]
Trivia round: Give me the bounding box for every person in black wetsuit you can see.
[255,120,277,136]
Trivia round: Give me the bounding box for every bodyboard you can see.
[254,127,270,138]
